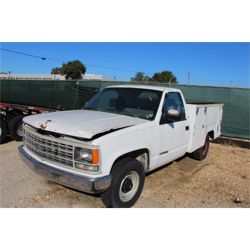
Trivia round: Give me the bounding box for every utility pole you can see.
[188,72,191,85]
[8,71,11,79]
[169,78,172,85]
[92,54,96,74]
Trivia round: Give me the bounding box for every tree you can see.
[131,72,152,82]
[51,60,86,80]
[152,70,178,84]
[51,67,61,74]
[143,75,153,82]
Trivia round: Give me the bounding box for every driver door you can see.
[158,92,190,165]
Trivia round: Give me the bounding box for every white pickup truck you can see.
[19,85,223,207]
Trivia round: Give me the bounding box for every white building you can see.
[0,73,114,81]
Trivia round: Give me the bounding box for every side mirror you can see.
[160,109,180,124]
[168,109,180,118]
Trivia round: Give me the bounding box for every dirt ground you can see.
[0,140,249,208]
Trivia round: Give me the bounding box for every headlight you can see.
[75,148,92,163]
[74,147,100,172]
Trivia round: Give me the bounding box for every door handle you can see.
[185,126,189,131]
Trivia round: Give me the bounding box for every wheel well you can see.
[208,130,214,139]
[112,149,149,172]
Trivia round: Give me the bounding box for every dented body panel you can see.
[23,109,148,139]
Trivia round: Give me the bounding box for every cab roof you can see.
[105,84,179,92]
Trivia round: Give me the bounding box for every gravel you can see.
[0,141,249,208]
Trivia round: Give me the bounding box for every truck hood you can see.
[23,110,148,139]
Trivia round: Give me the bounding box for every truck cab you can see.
[19,85,223,207]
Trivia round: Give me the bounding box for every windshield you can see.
[83,87,162,120]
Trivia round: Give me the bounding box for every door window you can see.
[163,92,186,121]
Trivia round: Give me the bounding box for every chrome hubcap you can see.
[17,124,23,137]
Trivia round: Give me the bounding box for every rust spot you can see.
[39,120,52,130]
[39,123,47,129]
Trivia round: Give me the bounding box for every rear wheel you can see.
[0,120,8,144]
[190,135,209,160]
[101,157,145,208]
[8,115,24,141]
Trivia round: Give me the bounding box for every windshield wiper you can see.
[120,111,140,118]
[98,108,118,114]
[99,108,139,118]
[83,107,97,111]
[83,107,146,120]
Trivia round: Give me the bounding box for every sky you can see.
[0,42,249,88]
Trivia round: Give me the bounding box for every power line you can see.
[0,47,145,74]
[1,47,190,84]
[1,48,65,63]
[1,48,47,61]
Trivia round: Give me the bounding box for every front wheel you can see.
[101,157,145,208]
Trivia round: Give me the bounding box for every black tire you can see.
[8,115,24,141]
[190,135,210,160]
[101,157,145,208]
[0,120,8,144]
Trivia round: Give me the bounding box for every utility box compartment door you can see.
[191,106,206,151]
[187,104,223,153]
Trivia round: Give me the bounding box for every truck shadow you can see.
[146,154,188,177]
[1,136,13,144]
[52,183,100,198]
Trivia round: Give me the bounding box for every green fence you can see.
[0,79,249,139]
[0,79,99,110]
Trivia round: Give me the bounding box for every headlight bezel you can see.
[74,146,100,173]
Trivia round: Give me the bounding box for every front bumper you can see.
[18,145,111,194]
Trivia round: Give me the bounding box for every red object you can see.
[0,103,11,108]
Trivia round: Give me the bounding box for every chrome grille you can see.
[23,126,74,167]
